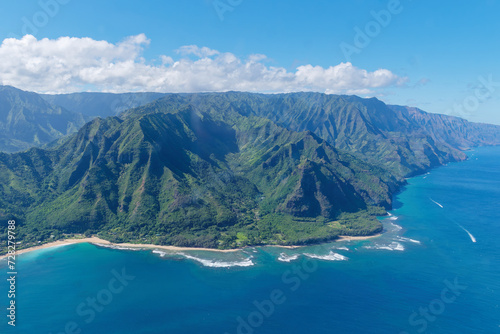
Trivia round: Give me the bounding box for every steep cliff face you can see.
[0,105,397,247]
[389,105,500,150]
[125,92,498,177]
[8,89,499,177]
[41,92,165,118]
[1,90,499,249]
[0,86,86,152]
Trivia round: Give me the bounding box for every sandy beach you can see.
[0,237,110,260]
[337,233,382,241]
[0,236,243,260]
[0,233,382,260]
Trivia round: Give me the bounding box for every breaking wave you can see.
[389,222,403,231]
[396,237,421,244]
[364,242,405,252]
[277,253,300,262]
[95,243,143,251]
[152,250,167,257]
[178,253,255,268]
[304,251,348,261]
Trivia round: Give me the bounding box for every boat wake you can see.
[456,224,477,243]
[429,198,444,208]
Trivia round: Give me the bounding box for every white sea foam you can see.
[335,246,349,251]
[152,250,167,257]
[390,222,403,231]
[304,251,348,261]
[94,243,143,251]
[277,253,300,262]
[396,237,421,244]
[386,212,399,220]
[46,243,72,249]
[364,242,405,252]
[178,253,254,268]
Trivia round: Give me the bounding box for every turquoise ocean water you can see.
[1,147,499,334]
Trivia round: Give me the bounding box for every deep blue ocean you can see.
[1,146,500,334]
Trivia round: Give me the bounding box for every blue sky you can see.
[0,0,499,124]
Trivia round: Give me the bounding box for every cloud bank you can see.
[0,34,406,94]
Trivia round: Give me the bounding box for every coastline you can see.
[0,237,110,260]
[0,233,382,260]
[0,237,241,260]
[338,234,382,241]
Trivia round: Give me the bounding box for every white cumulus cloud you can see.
[0,34,407,95]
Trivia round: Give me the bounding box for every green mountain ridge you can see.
[0,105,397,250]
[0,86,165,153]
[389,105,500,149]
[41,91,165,119]
[0,86,86,153]
[1,90,499,252]
[124,92,490,178]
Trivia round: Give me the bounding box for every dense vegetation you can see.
[1,90,499,253]
[0,104,396,252]
[0,86,86,152]
[124,92,487,178]
[0,86,164,153]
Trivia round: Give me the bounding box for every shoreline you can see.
[338,233,382,242]
[0,237,241,260]
[0,233,382,260]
